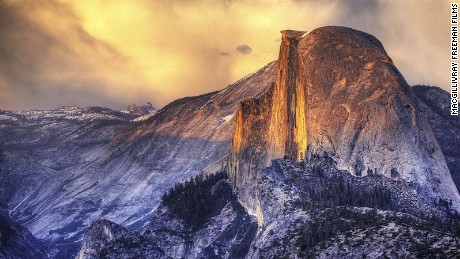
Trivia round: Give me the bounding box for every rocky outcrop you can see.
[122,102,157,116]
[76,219,129,259]
[228,87,274,222]
[229,26,460,216]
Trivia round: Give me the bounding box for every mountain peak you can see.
[281,29,307,42]
[229,26,460,216]
[122,102,156,116]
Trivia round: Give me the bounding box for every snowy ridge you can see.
[0,106,134,122]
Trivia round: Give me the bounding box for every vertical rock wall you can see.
[267,30,308,161]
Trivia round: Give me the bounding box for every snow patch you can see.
[221,114,234,123]
[131,112,156,122]
[0,114,18,121]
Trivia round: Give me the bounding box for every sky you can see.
[0,0,452,110]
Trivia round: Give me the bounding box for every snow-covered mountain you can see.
[0,62,276,257]
[0,106,140,256]
[121,102,156,116]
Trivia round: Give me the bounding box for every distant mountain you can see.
[0,106,139,256]
[121,102,158,122]
[122,102,156,115]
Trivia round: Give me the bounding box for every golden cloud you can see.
[0,0,451,110]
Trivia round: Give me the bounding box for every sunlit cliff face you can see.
[228,26,460,218]
[0,0,450,110]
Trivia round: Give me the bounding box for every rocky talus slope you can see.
[246,157,460,258]
[229,26,460,216]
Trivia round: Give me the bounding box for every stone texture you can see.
[229,26,460,216]
[76,219,129,259]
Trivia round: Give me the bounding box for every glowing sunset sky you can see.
[0,0,451,110]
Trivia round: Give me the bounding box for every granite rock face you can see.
[76,219,129,259]
[229,26,460,216]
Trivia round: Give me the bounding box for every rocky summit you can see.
[122,102,157,116]
[229,26,460,217]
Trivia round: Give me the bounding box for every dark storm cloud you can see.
[236,45,252,55]
[0,1,157,111]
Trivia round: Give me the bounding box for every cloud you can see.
[0,0,156,110]
[325,0,450,89]
[236,44,252,55]
[0,0,452,110]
